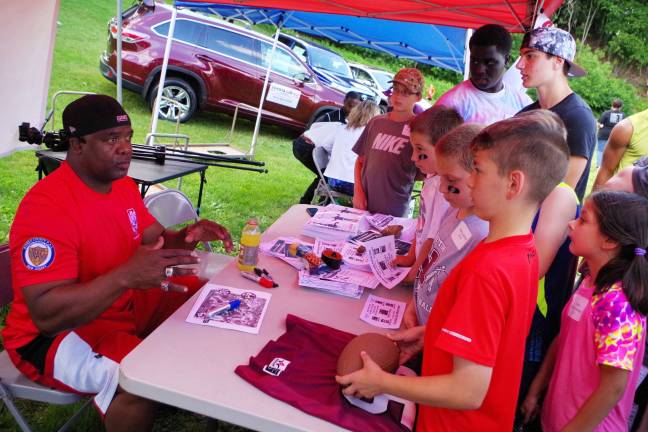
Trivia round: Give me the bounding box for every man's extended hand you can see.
[389,325,425,364]
[115,236,198,292]
[335,351,386,399]
[184,220,234,252]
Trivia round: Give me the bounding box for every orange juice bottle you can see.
[237,218,261,272]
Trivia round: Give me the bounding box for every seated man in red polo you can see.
[2,95,233,432]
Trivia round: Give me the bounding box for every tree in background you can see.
[554,0,648,76]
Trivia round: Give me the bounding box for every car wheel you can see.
[306,107,335,129]
[149,77,197,123]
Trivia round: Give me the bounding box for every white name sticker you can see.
[450,221,472,250]
[568,294,589,321]
[266,83,301,109]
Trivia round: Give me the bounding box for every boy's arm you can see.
[403,237,433,283]
[393,237,418,277]
[561,365,629,432]
[353,156,367,210]
[534,187,577,278]
[337,352,492,410]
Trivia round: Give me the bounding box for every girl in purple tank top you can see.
[520,190,648,432]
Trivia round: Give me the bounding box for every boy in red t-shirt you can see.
[337,110,571,431]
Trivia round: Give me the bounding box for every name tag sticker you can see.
[450,221,472,250]
[568,294,588,321]
[402,124,411,137]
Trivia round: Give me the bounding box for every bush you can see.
[569,44,648,116]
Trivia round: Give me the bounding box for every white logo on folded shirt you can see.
[263,358,290,376]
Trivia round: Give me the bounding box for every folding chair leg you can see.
[56,397,92,432]
[0,392,33,432]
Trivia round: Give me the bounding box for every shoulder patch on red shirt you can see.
[22,238,55,270]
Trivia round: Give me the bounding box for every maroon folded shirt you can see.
[235,314,413,432]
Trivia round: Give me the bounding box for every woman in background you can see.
[325,100,380,196]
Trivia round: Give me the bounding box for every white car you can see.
[350,63,432,112]
[349,63,393,107]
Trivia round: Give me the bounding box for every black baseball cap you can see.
[62,94,131,138]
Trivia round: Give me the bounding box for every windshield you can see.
[372,70,394,90]
[308,45,352,78]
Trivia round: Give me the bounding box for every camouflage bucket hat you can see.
[521,27,587,78]
[389,68,425,94]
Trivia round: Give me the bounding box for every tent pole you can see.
[116,0,123,104]
[249,17,285,159]
[463,28,473,81]
[149,6,177,145]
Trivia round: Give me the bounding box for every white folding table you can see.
[119,204,412,431]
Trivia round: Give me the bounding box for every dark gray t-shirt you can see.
[519,93,596,202]
[413,209,488,324]
[352,114,417,217]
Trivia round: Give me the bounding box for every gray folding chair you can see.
[143,189,212,251]
[0,244,91,432]
[311,146,353,205]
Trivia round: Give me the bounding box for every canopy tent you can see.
[176,0,563,31]
[194,7,468,73]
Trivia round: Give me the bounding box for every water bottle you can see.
[237,218,261,272]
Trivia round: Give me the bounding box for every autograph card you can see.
[186,284,271,334]
[360,294,406,329]
[364,236,410,289]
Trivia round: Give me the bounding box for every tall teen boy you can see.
[517,27,596,202]
[337,111,570,431]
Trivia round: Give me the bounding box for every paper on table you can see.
[302,204,366,240]
[365,235,410,289]
[313,239,344,255]
[260,236,313,269]
[312,239,379,288]
[317,266,380,289]
[360,294,406,329]
[186,284,271,334]
[298,270,364,298]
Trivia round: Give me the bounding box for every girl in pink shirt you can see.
[521,190,648,432]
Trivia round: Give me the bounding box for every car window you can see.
[153,19,203,45]
[352,67,374,87]
[308,45,352,78]
[200,25,258,65]
[292,45,307,62]
[372,71,394,90]
[259,43,307,78]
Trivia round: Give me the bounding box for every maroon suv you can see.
[100,2,345,130]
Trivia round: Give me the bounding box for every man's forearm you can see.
[26,271,129,336]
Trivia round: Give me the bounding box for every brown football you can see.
[337,333,400,377]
